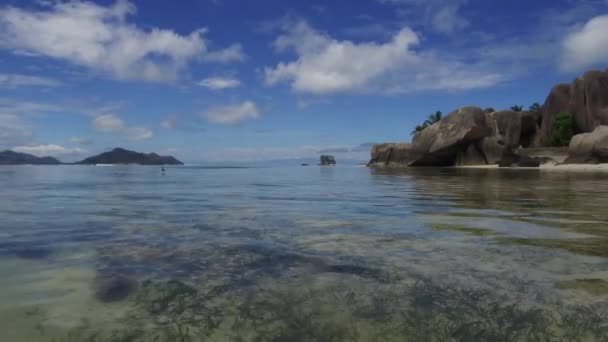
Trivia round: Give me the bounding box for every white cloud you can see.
[198,76,241,90]
[13,144,86,157]
[0,73,61,88]
[201,44,246,63]
[202,101,260,124]
[561,15,608,71]
[70,137,92,145]
[126,126,153,140]
[160,115,177,129]
[0,0,244,82]
[264,20,503,94]
[92,114,153,140]
[378,0,469,34]
[431,4,469,33]
[92,114,125,132]
[0,113,32,146]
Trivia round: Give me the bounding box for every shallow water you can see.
[1,165,608,341]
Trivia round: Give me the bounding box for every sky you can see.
[1,0,607,163]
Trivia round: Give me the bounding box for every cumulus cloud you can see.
[93,114,125,132]
[13,144,86,157]
[202,101,260,124]
[92,114,153,140]
[561,15,608,71]
[0,0,244,82]
[0,73,61,88]
[431,4,469,33]
[378,0,469,34]
[264,20,503,94]
[198,76,241,90]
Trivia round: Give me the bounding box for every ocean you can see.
[1,165,607,341]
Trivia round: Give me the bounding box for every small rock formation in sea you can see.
[369,68,608,168]
[320,155,336,166]
[92,273,138,302]
[301,163,310,166]
[78,147,183,165]
[0,150,61,165]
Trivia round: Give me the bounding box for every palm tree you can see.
[411,124,427,136]
[510,105,524,112]
[423,111,442,126]
[529,103,541,113]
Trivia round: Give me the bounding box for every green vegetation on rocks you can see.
[550,112,575,146]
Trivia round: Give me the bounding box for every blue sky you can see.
[1,0,607,162]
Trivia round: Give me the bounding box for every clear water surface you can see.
[1,165,607,341]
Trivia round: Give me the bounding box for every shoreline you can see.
[454,163,608,172]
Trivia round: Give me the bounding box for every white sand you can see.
[455,163,608,172]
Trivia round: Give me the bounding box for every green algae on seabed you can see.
[557,279,608,296]
[430,223,497,236]
[495,237,608,257]
[51,277,608,342]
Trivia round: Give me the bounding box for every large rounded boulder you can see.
[565,126,608,164]
[409,106,492,166]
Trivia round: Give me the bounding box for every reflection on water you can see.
[1,165,608,341]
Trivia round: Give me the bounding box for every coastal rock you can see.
[538,70,608,145]
[539,84,571,145]
[78,148,183,165]
[0,150,61,165]
[320,155,336,166]
[565,126,608,164]
[486,110,522,148]
[478,137,505,164]
[455,144,487,166]
[570,71,608,133]
[368,143,412,166]
[408,106,492,166]
[498,148,540,168]
[92,274,138,302]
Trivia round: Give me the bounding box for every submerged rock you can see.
[92,273,138,302]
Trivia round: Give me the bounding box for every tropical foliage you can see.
[528,103,541,113]
[510,105,524,112]
[411,111,442,136]
[550,112,574,146]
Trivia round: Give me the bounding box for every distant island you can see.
[77,148,183,165]
[0,150,61,165]
[369,68,608,168]
[0,148,183,166]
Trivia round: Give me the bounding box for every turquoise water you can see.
[1,165,608,341]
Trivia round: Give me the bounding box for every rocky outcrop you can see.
[368,143,412,166]
[78,148,183,165]
[408,106,492,166]
[538,70,608,145]
[0,150,61,165]
[369,106,545,167]
[320,155,336,166]
[565,126,608,164]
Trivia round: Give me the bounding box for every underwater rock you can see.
[92,273,138,302]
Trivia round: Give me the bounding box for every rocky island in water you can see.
[0,150,61,165]
[77,148,183,165]
[369,68,608,169]
[0,148,183,166]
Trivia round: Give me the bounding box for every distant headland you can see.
[369,68,608,169]
[0,147,183,166]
